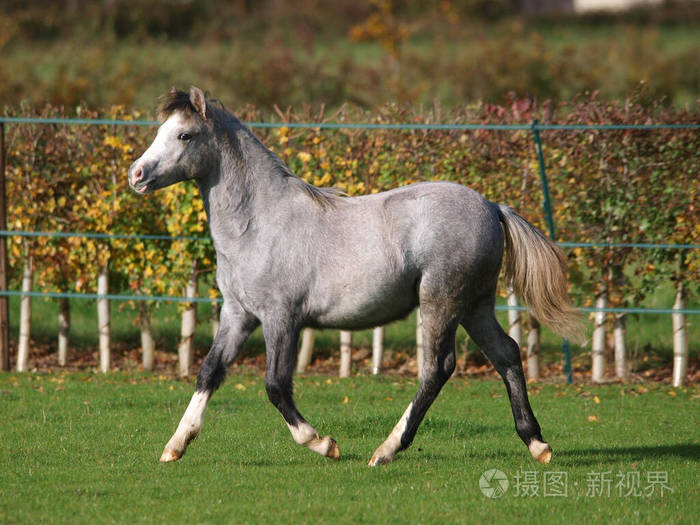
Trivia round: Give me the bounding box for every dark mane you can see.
[157,88,342,208]
[157,89,199,121]
[285,173,345,209]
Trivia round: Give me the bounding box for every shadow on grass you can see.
[342,416,502,440]
[434,443,700,466]
[557,443,700,466]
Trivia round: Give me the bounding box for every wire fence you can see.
[2,115,699,130]
[0,116,697,313]
[1,115,698,381]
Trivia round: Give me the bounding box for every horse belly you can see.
[308,268,418,330]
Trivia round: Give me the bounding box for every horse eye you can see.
[178,132,192,141]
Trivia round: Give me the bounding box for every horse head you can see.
[129,86,218,194]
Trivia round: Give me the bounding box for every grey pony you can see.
[128,87,582,466]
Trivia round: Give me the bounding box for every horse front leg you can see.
[263,323,340,459]
[160,303,259,462]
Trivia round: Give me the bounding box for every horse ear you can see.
[189,86,207,120]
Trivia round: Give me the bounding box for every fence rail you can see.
[0,228,696,313]
[0,289,698,316]
[1,115,699,130]
[0,116,697,380]
[1,229,698,250]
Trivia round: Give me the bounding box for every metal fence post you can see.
[531,120,572,384]
[0,122,9,371]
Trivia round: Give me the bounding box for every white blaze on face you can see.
[135,112,187,170]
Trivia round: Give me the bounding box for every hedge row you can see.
[3,96,698,326]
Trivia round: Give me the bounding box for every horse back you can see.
[302,182,503,328]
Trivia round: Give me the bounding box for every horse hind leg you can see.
[461,303,552,464]
[369,305,457,466]
[263,323,340,459]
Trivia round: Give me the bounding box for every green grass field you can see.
[1,373,698,524]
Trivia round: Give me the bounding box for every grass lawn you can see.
[1,373,698,524]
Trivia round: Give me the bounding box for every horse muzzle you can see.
[128,161,153,194]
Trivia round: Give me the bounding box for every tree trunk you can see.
[178,264,198,378]
[372,326,384,375]
[613,313,628,379]
[416,308,424,380]
[139,300,154,371]
[211,300,220,339]
[526,316,541,381]
[611,265,627,380]
[507,288,522,348]
[296,328,315,373]
[57,297,70,367]
[97,262,111,374]
[339,330,352,378]
[672,282,688,387]
[591,281,607,383]
[16,255,32,372]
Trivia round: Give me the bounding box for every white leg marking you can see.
[287,421,320,445]
[369,402,413,466]
[286,421,340,458]
[161,390,211,462]
[529,439,552,464]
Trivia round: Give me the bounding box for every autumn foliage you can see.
[3,96,698,340]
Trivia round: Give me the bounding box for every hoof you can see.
[368,453,392,467]
[537,448,552,465]
[160,448,181,462]
[326,438,341,459]
[306,435,341,458]
[529,439,552,465]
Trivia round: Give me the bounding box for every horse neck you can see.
[197,124,293,241]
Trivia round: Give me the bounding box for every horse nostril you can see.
[132,166,143,183]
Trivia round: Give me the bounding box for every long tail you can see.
[497,205,584,344]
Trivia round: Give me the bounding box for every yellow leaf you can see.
[588,415,599,422]
[234,383,246,391]
[103,135,122,149]
[342,396,349,404]
[593,395,600,404]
